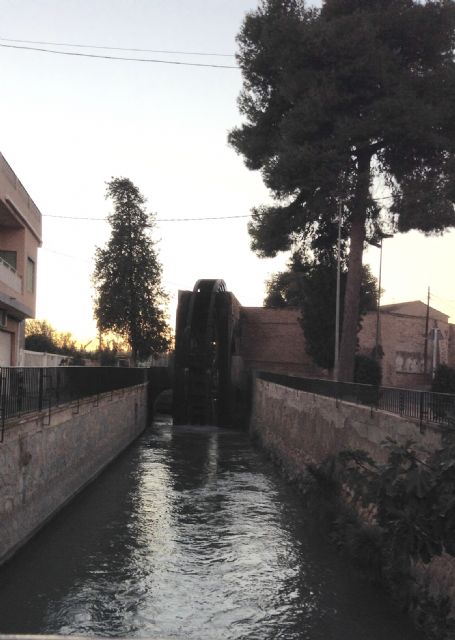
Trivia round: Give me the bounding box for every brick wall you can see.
[239,307,325,378]
[359,304,453,388]
[238,302,455,387]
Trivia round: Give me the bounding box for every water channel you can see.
[0,416,423,639]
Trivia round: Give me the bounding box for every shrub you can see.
[432,364,455,394]
[354,354,382,386]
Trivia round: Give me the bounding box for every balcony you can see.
[0,153,42,242]
[0,256,22,294]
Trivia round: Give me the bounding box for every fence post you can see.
[56,368,60,406]
[38,368,44,412]
[419,391,425,433]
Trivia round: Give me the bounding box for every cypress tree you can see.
[93,178,170,364]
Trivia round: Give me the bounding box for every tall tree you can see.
[93,178,171,364]
[229,0,455,381]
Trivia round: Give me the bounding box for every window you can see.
[26,257,35,293]
[0,250,17,270]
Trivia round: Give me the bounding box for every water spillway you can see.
[0,416,422,639]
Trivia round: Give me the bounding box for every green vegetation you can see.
[354,354,382,386]
[311,436,455,639]
[230,0,455,382]
[93,178,171,365]
[432,364,455,395]
[25,320,85,362]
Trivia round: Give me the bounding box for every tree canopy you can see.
[25,319,85,362]
[93,178,171,364]
[230,0,455,380]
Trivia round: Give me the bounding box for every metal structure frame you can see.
[173,279,235,426]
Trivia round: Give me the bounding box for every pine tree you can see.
[229,0,455,381]
[93,178,171,364]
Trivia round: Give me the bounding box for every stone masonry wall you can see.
[250,378,441,473]
[0,384,148,565]
[250,377,455,617]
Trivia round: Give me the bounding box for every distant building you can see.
[0,153,42,366]
[359,300,454,389]
[238,301,455,389]
[239,307,324,378]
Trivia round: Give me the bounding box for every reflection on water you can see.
[0,415,423,639]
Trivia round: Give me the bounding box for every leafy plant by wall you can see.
[354,354,382,387]
[312,434,455,639]
[432,364,455,395]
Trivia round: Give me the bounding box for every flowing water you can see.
[0,415,423,639]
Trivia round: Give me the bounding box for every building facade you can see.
[359,300,453,389]
[238,301,455,389]
[0,153,42,366]
[239,307,324,378]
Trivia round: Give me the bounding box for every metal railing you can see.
[0,256,22,293]
[0,366,148,442]
[257,371,455,428]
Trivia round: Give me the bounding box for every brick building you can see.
[239,307,323,378]
[238,301,455,389]
[0,153,42,366]
[359,301,453,389]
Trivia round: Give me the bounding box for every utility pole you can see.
[431,325,440,379]
[334,201,342,381]
[374,232,393,359]
[423,286,430,386]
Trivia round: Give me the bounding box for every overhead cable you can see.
[42,196,395,223]
[0,42,239,68]
[0,36,235,58]
[42,213,250,222]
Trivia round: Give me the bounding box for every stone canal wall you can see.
[0,383,148,565]
[249,377,441,473]
[250,377,455,628]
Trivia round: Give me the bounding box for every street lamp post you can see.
[373,232,393,359]
[333,201,342,381]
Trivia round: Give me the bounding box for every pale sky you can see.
[1,0,454,343]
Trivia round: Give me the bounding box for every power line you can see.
[430,291,455,306]
[0,36,235,58]
[41,246,92,263]
[156,214,248,221]
[42,196,396,223]
[42,213,250,222]
[43,214,106,221]
[41,247,193,293]
[0,42,239,69]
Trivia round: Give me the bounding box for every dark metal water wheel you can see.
[182,279,226,425]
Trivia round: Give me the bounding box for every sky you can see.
[1,0,455,343]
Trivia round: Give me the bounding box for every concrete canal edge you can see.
[0,383,148,567]
[249,376,455,632]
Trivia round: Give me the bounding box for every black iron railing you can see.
[0,367,148,442]
[257,371,455,428]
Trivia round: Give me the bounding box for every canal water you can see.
[0,415,423,639]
